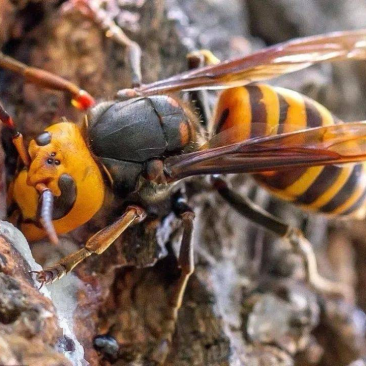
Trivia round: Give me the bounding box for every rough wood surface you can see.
[0,227,71,366]
[1,1,366,365]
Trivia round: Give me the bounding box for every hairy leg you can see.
[212,176,348,296]
[31,205,146,285]
[0,101,30,167]
[63,0,142,87]
[151,196,195,364]
[0,52,95,110]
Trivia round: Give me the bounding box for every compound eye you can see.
[35,131,52,146]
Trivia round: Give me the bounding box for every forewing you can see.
[138,29,366,95]
[165,122,366,180]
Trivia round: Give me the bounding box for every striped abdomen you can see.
[212,84,366,218]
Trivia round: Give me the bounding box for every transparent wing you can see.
[165,122,366,180]
[138,30,366,95]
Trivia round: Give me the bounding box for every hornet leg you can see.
[0,102,30,167]
[186,50,219,127]
[151,196,195,364]
[186,50,221,128]
[212,176,348,297]
[64,0,142,88]
[31,205,146,285]
[0,53,95,110]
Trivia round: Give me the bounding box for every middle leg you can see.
[186,50,221,128]
[151,194,195,364]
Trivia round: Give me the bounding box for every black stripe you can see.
[320,164,363,213]
[305,99,323,128]
[341,185,366,216]
[255,168,307,190]
[295,165,342,205]
[277,92,289,134]
[215,108,230,134]
[248,86,267,137]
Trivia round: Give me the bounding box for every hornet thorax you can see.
[86,95,198,200]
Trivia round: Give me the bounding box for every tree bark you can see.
[1,1,366,365]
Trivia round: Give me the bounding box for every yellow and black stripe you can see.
[212,84,366,218]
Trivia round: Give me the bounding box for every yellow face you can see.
[11,122,105,242]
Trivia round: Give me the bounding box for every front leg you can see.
[32,205,146,285]
[0,102,30,167]
[0,52,95,110]
[64,0,142,87]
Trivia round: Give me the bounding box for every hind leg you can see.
[212,176,349,297]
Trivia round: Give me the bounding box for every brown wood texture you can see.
[1,1,366,365]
